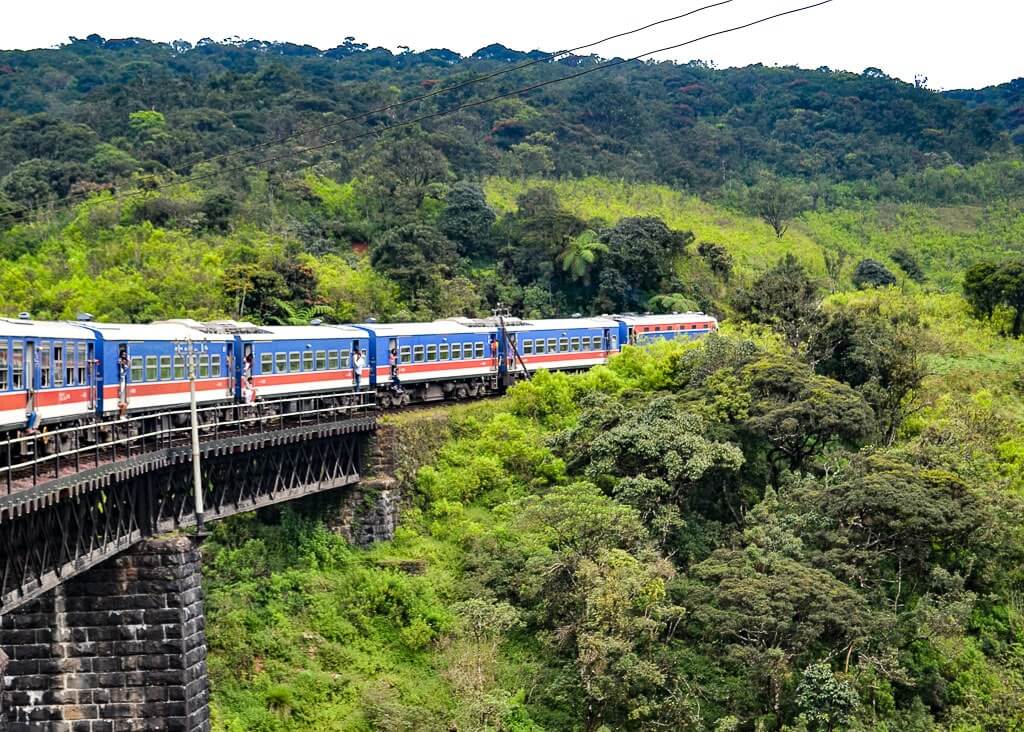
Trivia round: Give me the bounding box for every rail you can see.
[2,389,376,495]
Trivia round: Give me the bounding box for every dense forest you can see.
[2,34,1024,731]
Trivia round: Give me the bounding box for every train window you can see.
[570,337,581,351]
[0,343,7,390]
[426,344,437,361]
[522,340,533,355]
[440,344,449,361]
[198,355,210,378]
[211,356,221,376]
[176,355,187,379]
[130,356,142,383]
[288,352,300,373]
[413,346,425,363]
[340,349,351,368]
[39,344,51,387]
[160,356,172,380]
[53,344,65,387]
[546,338,556,353]
[260,354,272,375]
[302,351,313,372]
[450,343,461,360]
[275,352,286,374]
[399,346,411,364]
[78,344,88,385]
[145,356,158,381]
[536,339,546,354]
[315,351,326,370]
[611,336,618,350]
[474,342,485,359]
[12,343,24,390]
[328,351,339,370]
[64,344,75,385]
[558,338,569,353]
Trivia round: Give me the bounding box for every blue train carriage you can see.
[236,324,370,406]
[0,317,98,441]
[613,313,718,346]
[81,321,235,421]
[354,320,501,406]
[505,317,622,377]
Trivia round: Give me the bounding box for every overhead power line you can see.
[1,0,836,224]
[0,0,740,222]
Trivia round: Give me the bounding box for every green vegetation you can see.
[203,296,1024,729]
[2,34,1024,731]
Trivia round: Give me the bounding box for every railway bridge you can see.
[0,392,377,731]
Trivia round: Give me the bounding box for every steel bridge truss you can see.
[0,402,374,616]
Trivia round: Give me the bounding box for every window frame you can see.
[451,343,462,360]
[570,337,581,351]
[11,342,24,390]
[175,355,187,379]
[315,350,327,371]
[522,340,533,356]
[211,355,221,377]
[426,344,437,362]
[288,352,300,373]
[474,342,485,359]
[159,356,172,381]
[328,351,339,370]
[302,351,313,372]
[131,356,144,383]
[439,344,449,361]
[0,342,8,391]
[413,345,425,363]
[340,349,351,368]
[145,355,158,381]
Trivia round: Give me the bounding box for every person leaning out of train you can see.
[352,347,365,390]
[388,348,403,393]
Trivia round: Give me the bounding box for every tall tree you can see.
[748,175,809,239]
[734,254,822,352]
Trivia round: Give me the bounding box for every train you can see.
[0,310,718,446]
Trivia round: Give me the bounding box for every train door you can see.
[24,340,37,429]
[116,342,130,411]
[86,343,96,410]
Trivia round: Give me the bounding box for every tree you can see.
[558,394,745,539]
[697,241,734,281]
[748,175,809,239]
[809,299,927,440]
[437,181,496,259]
[823,247,848,293]
[370,223,457,301]
[962,258,1024,337]
[557,230,607,286]
[742,354,876,472]
[890,248,925,283]
[852,258,898,289]
[595,217,694,312]
[963,261,1002,320]
[795,663,859,731]
[734,254,821,351]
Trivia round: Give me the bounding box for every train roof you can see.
[505,317,619,332]
[353,321,483,337]
[613,313,715,325]
[241,324,368,341]
[0,318,96,340]
[83,322,230,342]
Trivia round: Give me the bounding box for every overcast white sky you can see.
[1,0,1021,90]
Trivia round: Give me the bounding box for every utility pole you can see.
[178,337,206,534]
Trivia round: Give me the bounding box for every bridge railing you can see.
[2,389,376,495]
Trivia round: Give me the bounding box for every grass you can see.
[484,176,1024,290]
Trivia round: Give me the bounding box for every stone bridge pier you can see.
[0,537,210,731]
